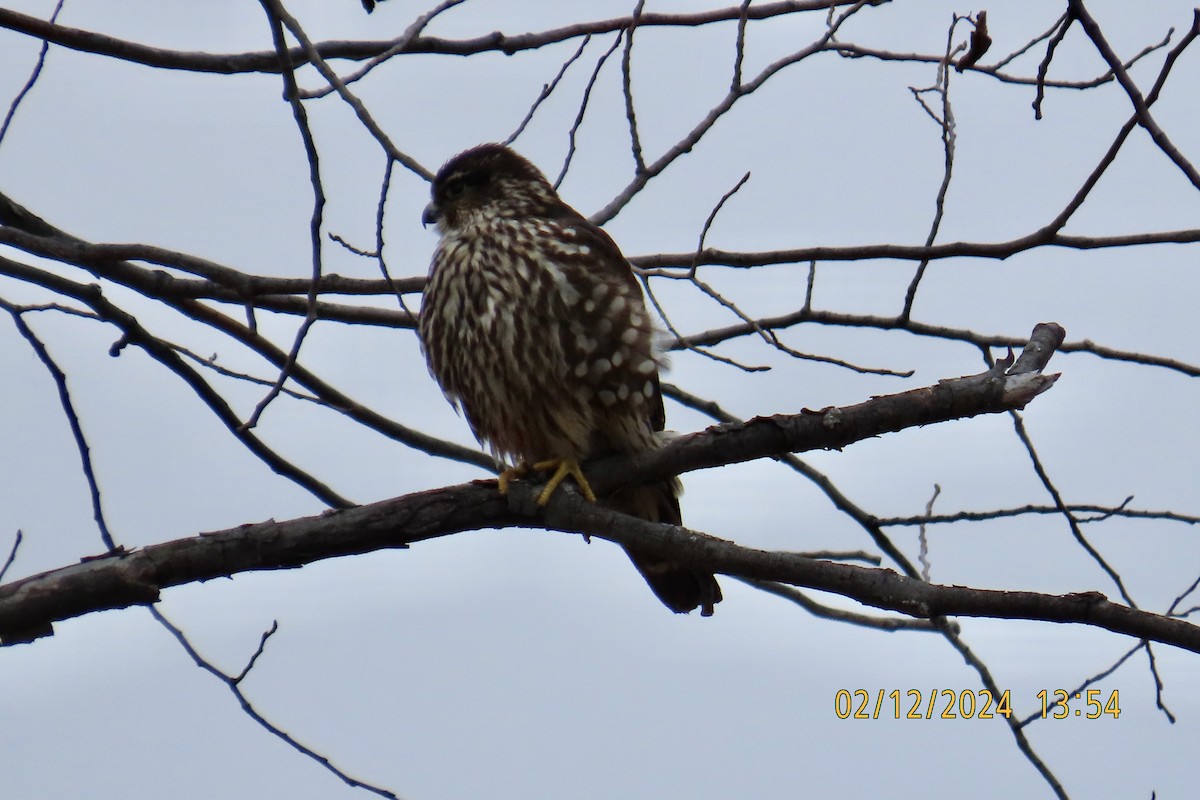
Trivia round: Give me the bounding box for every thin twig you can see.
[1,298,117,550]
[736,577,941,631]
[621,0,648,174]
[641,275,769,372]
[899,14,968,321]
[1017,641,1143,727]
[0,0,64,149]
[2,255,355,508]
[1069,1,1200,189]
[172,344,322,404]
[690,171,752,274]
[256,0,431,180]
[917,484,940,582]
[1142,642,1176,723]
[1008,405,1137,608]
[992,11,1069,70]
[1038,16,1199,236]
[149,608,404,799]
[731,0,752,90]
[298,0,467,99]
[506,33,593,145]
[879,502,1200,528]
[1033,12,1073,119]
[373,158,416,317]
[1167,574,1200,618]
[555,31,624,188]
[667,306,1200,379]
[935,620,1069,799]
[0,530,21,583]
[246,0,328,434]
[591,0,879,224]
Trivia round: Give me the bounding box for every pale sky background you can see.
[1,2,1199,798]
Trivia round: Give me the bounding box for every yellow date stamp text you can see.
[833,688,1121,720]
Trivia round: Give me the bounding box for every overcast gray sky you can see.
[2,2,1199,798]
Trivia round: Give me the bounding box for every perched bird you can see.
[418,143,721,616]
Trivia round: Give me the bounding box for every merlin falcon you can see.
[418,143,721,616]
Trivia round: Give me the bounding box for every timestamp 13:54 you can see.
[1038,688,1121,720]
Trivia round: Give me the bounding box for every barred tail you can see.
[607,480,722,616]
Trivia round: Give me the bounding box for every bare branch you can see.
[0,530,21,583]
[0,324,1066,644]
[10,477,1199,658]
[900,14,967,320]
[736,577,941,631]
[630,227,1200,270]
[506,33,593,145]
[878,503,1200,528]
[1033,12,1073,119]
[149,609,404,799]
[671,307,1200,379]
[1006,402,1136,608]
[935,619,1069,799]
[621,0,648,175]
[1017,641,1143,728]
[245,0,329,432]
[0,2,881,75]
[663,382,924,579]
[298,0,468,100]
[1040,14,1199,235]
[1,299,117,550]
[258,0,432,180]
[0,254,355,509]
[554,31,624,188]
[591,0,876,224]
[917,484,940,582]
[1069,2,1200,189]
[0,0,64,149]
[731,0,752,90]
[1143,643,1177,724]
[0,222,488,470]
[992,11,1069,71]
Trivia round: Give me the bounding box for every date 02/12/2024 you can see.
[833,689,1121,721]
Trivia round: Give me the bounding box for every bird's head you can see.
[422,143,563,231]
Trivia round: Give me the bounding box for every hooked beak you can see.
[422,201,440,227]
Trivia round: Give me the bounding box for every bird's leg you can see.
[497,462,531,496]
[531,458,598,506]
[497,459,598,505]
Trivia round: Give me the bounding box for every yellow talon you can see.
[497,459,597,505]
[497,463,529,496]
[532,458,598,506]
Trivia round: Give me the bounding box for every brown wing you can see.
[550,212,669,434]
[546,211,720,616]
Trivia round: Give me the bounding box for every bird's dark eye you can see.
[441,168,489,202]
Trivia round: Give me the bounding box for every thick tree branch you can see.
[2,324,1079,645]
[632,227,1200,269]
[0,195,423,304]
[0,3,878,74]
[604,323,1062,494]
[7,454,1199,654]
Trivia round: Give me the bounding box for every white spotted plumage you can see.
[421,210,663,467]
[417,143,721,616]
